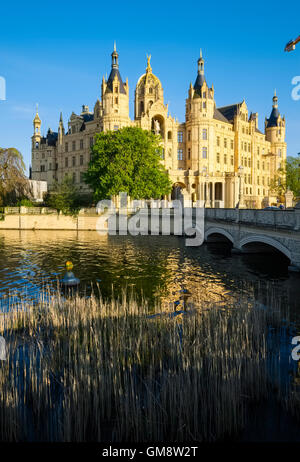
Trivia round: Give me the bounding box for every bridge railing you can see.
[204,208,300,231]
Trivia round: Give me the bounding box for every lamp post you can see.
[236,165,244,208]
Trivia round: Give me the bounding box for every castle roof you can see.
[213,107,230,123]
[217,103,243,122]
[266,106,280,128]
[41,130,58,146]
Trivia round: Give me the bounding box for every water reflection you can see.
[0,230,299,320]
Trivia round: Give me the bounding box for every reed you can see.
[0,289,292,442]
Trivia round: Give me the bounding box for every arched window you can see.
[35,142,39,149]
[149,87,153,94]
[140,101,144,114]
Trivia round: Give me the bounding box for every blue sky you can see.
[1,0,300,173]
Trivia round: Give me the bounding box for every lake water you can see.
[0,229,299,321]
[1,229,300,441]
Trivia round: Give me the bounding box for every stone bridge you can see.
[203,207,300,272]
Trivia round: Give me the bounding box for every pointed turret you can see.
[104,42,126,94]
[194,49,205,92]
[265,91,286,153]
[58,112,65,144]
[266,90,280,128]
[101,43,129,129]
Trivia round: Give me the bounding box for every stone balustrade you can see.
[204,208,300,231]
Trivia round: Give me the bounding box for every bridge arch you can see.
[205,227,234,245]
[239,235,291,262]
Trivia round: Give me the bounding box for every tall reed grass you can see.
[0,290,296,442]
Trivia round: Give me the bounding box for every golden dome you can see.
[136,55,162,89]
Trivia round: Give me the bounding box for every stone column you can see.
[285,190,294,208]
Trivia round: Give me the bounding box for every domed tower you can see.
[185,51,215,171]
[265,91,286,173]
[134,55,178,172]
[31,106,42,181]
[32,106,42,147]
[134,54,164,120]
[32,105,41,149]
[101,43,130,130]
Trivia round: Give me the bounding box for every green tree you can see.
[84,127,172,201]
[0,147,29,205]
[270,156,300,200]
[44,175,79,215]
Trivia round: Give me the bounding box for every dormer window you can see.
[203,91,206,98]
[114,86,118,93]
[149,87,153,94]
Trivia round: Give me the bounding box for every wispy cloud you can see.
[11,104,34,115]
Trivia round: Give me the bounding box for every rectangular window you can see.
[178,131,183,143]
[231,140,234,150]
[202,147,207,159]
[115,97,118,105]
[188,148,191,159]
[65,157,68,168]
[231,155,234,166]
[224,154,227,164]
[216,153,220,163]
[203,102,207,109]
[188,131,191,141]
[73,172,76,183]
[89,137,93,147]
[80,155,83,166]
[72,141,76,151]
[217,136,220,147]
[202,129,207,140]
[80,172,84,183]
[65,142,68,152]
[177,149,183,161]
[80,139,84,150]
[41,165,45,172]
[224,138,227,149]
[72,156,76,167]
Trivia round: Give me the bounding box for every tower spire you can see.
[273,89,278,108]
[111,41,119,69]
[197,50,204,75]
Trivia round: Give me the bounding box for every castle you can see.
[31,45,286,208]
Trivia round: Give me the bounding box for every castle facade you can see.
[31,46,286,208]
